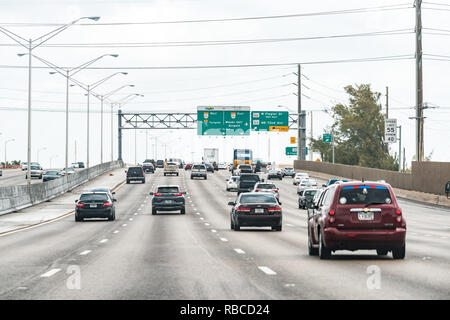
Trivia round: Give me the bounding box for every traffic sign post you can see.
[385,118,397,143]
[251,111,289,132]
[286,147,298,156]
[197,106,250,136]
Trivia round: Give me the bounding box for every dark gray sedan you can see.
[150,185,186,215]
[43,170,61,182]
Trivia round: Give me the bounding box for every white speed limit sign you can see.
[385,118,397,143]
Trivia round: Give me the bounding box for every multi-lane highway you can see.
[0,167,448,299]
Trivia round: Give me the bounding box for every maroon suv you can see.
[307,181,406,259]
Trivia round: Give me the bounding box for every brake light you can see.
[273,189,278,193]
[254,189,261,192]
[396,209,402,215]
[76,202,85,208]
[154,193,162,197]
[236,206,251,212]
[174,192,183,196]
[329,210,335,216]
[102,202,112,207]
[268,206,282,212]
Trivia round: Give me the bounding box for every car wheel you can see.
[180,207,185,215]
[152,208,157,215]
[392,244,406,259]
[319,231,332,260]
[272,225,282,231]
[230,216,235,230]
[234,222,240,231]
[75,214,83,222]
[108,211,114,221]
[176,173,179,176]
[204,176,207,180]
[308,231,319,256]
[126,180,130,184]
[142,179,146,184]
[190,176,193,179]
[376,249,388,256]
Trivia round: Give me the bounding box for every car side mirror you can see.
[113,199,117,202]
[125,170,127,173]
[75,199,78,203]
[322,184,327,187]
[278,201,282,205]
[228,201,235,206]
[149,192,154,195]
[112,192,116,194]
[261,179,265,182]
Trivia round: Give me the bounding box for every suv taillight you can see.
[174,192,183,196]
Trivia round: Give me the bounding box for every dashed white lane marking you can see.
[200,217,204,220]
[234,248,245,254]
[258,266,277,275]
[138,208,142,211]
[113,230,119,234]
[100,239,108,243]
[424,234,432,237]
[79,250,92,256]
[196,212,200,215]
[122,224,127,227]
[220,237,228,242]
[286,223,294,227]
[204,223,210,226]
[129,218,133,221]
[211,229,217,233]
[440,236,448,239]
[40,268,61,278]
[134,213,138,216]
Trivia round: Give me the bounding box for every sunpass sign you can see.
[197,106,250,136]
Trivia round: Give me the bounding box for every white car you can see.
[164,162,179,176]
[297,179,317,194]
[60,167,76,176]
[25,165,43,179]
[226,176,240,191]
[71,162,80,168]
[253,182,280,200]
[293,172,310,185]
[218,162,228,170]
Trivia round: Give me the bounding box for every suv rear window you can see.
[257,184,276,189]
[339,186,392,205]
[80,193,109,202]
[240,175,260,182]
[239,165,252,169]
[157,187,180,193]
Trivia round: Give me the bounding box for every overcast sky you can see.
[0,0,449,168]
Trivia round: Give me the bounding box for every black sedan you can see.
[150,185,186,215]
[228,192,282,231]
[267,169,283,180]
[205,163,215,173]
[75,192,116,221]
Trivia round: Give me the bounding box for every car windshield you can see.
[30,166,40,170]
[193,165,205,170]
[339,186,392,205]
[79,193,109,202]
[157,187,180,194]
[240,194,277,204]
[304,190,318,197]
[45,171,59,175]
[256,184,276,189]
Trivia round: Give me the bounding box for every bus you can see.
[233,149,253,170]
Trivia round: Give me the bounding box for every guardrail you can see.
[0,160,124,216]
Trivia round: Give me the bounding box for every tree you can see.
[311,84,398,171]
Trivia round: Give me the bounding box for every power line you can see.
[0,29,413,48]
[0,54,415,70]
[0,4,412,27]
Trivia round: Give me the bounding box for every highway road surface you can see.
[0,168,448,299]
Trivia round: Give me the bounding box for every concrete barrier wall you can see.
[0,160,124,215]
[294,160,450,196]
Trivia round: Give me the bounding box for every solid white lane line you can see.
[234,248,245,254]
[220,237,228,242]
[40,268,61,278]
[100,239,108,243]
[79,250,92,256]
[258,266,277,275]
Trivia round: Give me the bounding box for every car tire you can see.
[272,225,282,231]
[190,176,193,179]
[392,244,406,259]
[142,179,146,184]
[308,232,319,256]
[152,208,157,215]
[180,207,186,215]
[230,217,235,230]
[108,212,114,221]
[75,214,83,222]
[376,249,388,256]
[204,176,207,180]
[319,231,332,260]
[176,173,179,176]
[126,180,130,184]
[234,222,240,231]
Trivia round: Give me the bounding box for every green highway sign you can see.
[197,106,250,136]
[323,133,332,143]
[285,147,298,156]
[251,111,289,132]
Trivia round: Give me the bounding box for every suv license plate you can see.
[255,208,264,214]
[90,204,97,208]
[358,212,374,221]
[165,200,173,204]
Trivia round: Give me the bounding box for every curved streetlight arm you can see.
[0,26,28,48]
[90,72,127,90]
[31,17,100,50]
[104,84,134,100]
[70,54,117,77]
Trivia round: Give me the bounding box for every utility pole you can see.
[297,64,302,161]
[74,140,77,163]
[398,125,402,172]
[309,111,313,161]
[403,147,406,172]
[385,86,389,118]
[415,0,424,162]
